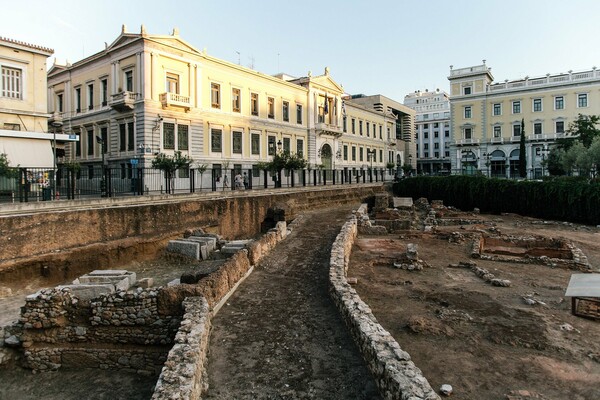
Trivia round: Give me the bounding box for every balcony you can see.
[160,92,191,111]
[316,122,343,137]
[456,138,480,146]
[109,91,139,112]
[490,136,504,144]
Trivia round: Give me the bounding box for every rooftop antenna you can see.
[248,55,255,70]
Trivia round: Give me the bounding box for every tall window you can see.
[268,97,275,119]
[343,116,347,132]
[283,137,290,153]
[351,118,356,134]
[1,66,21,98]
[100,127,108,154]
[493,103,501,116]
[87,128,94,156]
[512,100,521,114]
[493,126,501,138]
[534,122,542,135]
[75,87,81,112]
[125,70,133,92]
[232,131,243,154]
[232,88,241,112]
[119,123,127,151]
[251,133,260,155]
[211,83,220,108]
[352,146,356,161]
[101,79,108,106]
[57,93,64,113]
[359,147,364,162]
[296,104,303,124]
[166,73,179,93]
[211,129,222,152]
[555,96,564,110]
[127,122,134,151]
[533,98,542,112]
[366,122,370,137]
[578,93,588,108]
[268,136,276,156]
[282,101,289,122]
[296,139,304,157]
[178,125,189,150]
[464,106,472,119]
[513,124,521,137]
[163,123,175,150]
[87,84,94,110]
[359,121,363,135]
[556,121,565,133]
[251,93,259,116]
[379,125,382,139]
[343,145,348,161]
[464,127,472,139]
[463,86,472,95]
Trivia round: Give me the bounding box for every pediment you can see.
[310,74,344,94]
[106,34,142,52]
[146,35,203,55]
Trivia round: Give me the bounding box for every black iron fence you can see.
[0,166,393,204]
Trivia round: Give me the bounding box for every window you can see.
[101,79,108,106]
[556,121,565,133]
[434,143,439,149]
[296,139,304,157]
[57,93,63,113]
[513,124,521,137]
[555,96,564,110]
[493,103,501,116]
[283,137,290,153]
[166,73,179,93]
[463,86,472,95]
[125,70,133,92]
[379,149,383,162]
[343,145,348,161]
[75,133,81,157]
[533,98,542,112]
[445,130,449,137]
[119,123,127,151]
[268,136,276,156]
[493,126,501,138]
[379,125,382,139]
[343,116,347,132]
[1,66,21,98]
[424,152,429,158]
[127,122,134,151]
[178,125,189,150]
[445,151,450,157]
[464,106,472,119]
[232,131,242,154]
[211,129,222,152]
[435,152,439,158]
[424,143,429,150]
[534,122,542,135]
[352,146,356,161]
[282,101,289,122]
[211,83,220,108]
[251,93,259,116]
[75,87,81,113]
[296,104,302,124]
[359,147,364,161]
[578,93,588,108]
[87,84,94,110]
[268,97,275,119]
[87,128,94,156]
[232,88,241,112]
[366,122,370,137]
[251,133,260,155]
[351,118,356,134]
[512,101,521,114]
[464,128,472,139]
[423,123,429,129]
[359,121,363,135]
[100,127,108,154]
[163,122,175,150]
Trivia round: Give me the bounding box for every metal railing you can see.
[0,166,393,204]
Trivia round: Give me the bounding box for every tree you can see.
[519,118,527,178]
[152,151,193,193]
[562,141,585,175]
[566,114,600,148]
[547,147,566,176]
[0,153,18,178]
[196,163,208,190]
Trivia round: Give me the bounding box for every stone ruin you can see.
[392,243,431,271]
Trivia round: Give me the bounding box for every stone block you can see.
[182,238,210,260]
[167,279,180,287]
[137,278,154,288]
[393,197,413,208]
[78,275,132,291]
[167,240,200,260]
[57,284,115,300]
[88,270,137,285]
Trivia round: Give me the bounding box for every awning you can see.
[0,137,54,168]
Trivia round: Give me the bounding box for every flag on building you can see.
[324,93,328,114]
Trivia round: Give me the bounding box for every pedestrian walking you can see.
[243,172,249,190]
[234,172,243,190]
[223,174,229,190]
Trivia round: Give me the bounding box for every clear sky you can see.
[5,0,600,102]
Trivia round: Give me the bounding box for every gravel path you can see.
[205,205,380,400]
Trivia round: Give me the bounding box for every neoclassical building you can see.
[448,61,600,178]
[404,89,451,175]
[47,25,412,182]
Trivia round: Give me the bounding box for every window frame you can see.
[512,100,521,114]
[464,106,472,119]
[232,130,243,154]
[577,93,588,108]
[211,128,223,153]
[533,98,542,112]
[282,101,289,122]
[1,66,22,99]
[232,88,241,113]
[554,96,564,110]
[267,96,275,119]
[211,83,221,109]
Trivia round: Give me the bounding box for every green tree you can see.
[547,147,566,176]
[265,151,306,172]
[0,153,18,178]
[562,141,586,175]
[565,114,600,148]
[152,151,193,192]
[519,118,527,178]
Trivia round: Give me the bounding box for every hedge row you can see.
[393,176,600,226]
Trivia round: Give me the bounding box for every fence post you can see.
[263,169,268,189]
[189,168,195,193]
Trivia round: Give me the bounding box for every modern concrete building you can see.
[448,61,600,178]
[0,36,62,169]
[404,89,451,175]
[46,25,408,186]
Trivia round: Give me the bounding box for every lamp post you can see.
[540,147,549,178]
[367,149,375,181]
[483,152,492,177]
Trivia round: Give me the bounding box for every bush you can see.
[393,176,600,225]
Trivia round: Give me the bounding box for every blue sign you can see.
[130,159,139,165]
[69,134,77,140]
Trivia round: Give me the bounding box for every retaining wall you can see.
[328,204,440,400]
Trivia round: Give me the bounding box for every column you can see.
[143,51,151,100]
[188,63,194,107]
[151,52,158,100]
[136,52,142,96]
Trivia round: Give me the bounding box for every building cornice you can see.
[0,37,53,56]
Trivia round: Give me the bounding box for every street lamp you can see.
[50,119,63,200]
[483,152,492,177]
[277,139,282,152]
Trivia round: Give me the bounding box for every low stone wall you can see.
[329,204,440,400]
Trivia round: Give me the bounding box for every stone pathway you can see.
[206,206,381,399]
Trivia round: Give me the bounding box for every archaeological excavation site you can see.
[1,187,600,400]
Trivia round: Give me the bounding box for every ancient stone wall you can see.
[328,205,440,400]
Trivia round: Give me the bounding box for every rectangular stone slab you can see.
[57,284,115,300]
[167,240,200,260]
[77,275,132,291]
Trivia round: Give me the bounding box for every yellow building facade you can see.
[449,62,600,178]
[47,26,411,182]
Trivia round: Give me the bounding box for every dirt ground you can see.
[349,210,600,400]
